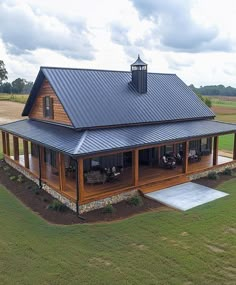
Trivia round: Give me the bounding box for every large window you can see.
[43,96,53,119]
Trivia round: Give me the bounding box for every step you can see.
[139,175,189,194]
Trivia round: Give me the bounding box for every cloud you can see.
[130,0,232,52]
[0,2,95,60]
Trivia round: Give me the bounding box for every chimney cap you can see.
[131,54,147,66]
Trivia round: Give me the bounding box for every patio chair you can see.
[160,155,176,169]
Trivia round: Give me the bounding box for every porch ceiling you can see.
[1,119,236,157]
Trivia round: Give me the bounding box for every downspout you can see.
[75,159,85,220]
[37,145,42,189]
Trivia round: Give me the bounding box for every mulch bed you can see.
[0,160,164,225]
[194,171,235,189]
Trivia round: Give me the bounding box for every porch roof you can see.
[1,119,236,157]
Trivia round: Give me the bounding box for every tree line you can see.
[0,60,33,94]
[189,84,236,96]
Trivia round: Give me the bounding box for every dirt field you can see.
[212,106,236,114]
[0,101,24,125]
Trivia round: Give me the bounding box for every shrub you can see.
[208,171,219,180]
[32,187,40,195]
[3,166,10,171]
[47,199,66,212]
[17,175,24,183]
[102,204,115,214]
[222,168,232,176]
[9,175,17,181]
[127,195,143,207]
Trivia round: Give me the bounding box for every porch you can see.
[1,121,236,206]
[8,150,233,203]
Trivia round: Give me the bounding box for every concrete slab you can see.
[145,182,229,211]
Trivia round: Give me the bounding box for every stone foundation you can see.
[188,161,236,180]
[4,157,138,214]
[5,157,236,214]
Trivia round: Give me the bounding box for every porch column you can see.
[78,158,84,202]
[233,133,236,160]
[39,146,46,178]
[132,149,139,186]
[13,136,19,161]
[213,136,219,166]
[5,133,10,156]
[183,141,189,173]
[1,131,6,154]
[58,153,65,192]
[23,140,29,168]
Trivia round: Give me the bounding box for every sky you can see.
[1,0,236,87]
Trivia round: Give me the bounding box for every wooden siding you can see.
[29,79,72,126]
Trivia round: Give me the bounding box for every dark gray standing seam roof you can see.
[1,119,235,157]
[22,67,215,129]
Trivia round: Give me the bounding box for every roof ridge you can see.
[40,66,176,75]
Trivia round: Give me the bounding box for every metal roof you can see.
[22,67,215,129]
[1,119,235,157]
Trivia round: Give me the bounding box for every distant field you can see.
[204,96,236,152]
[0,93,28,104]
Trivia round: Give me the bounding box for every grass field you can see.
[0,93,28,104]
[0,178,236,284]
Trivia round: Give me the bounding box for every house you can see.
[1,56,236,214]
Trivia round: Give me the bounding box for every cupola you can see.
[131,55,147,94]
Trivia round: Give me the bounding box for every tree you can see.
[1,82,12,93]
[11,78,27,94]
[204,97,212,108]
[0,60,8,84]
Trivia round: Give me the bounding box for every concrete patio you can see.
[145,182,229,211]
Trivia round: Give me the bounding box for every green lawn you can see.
[0,178,236,284]
[219,134,234,152]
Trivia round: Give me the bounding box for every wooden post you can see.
[40,146,46,178]
[132,149,139,186]
[13,136,19,161]
[58,153,65,192]
[5,133,10,156]
[183,141,189,173]
[233,133,236,160]
[78,158,84,202]
[1,131,6,154]
[23,140,29,168]
[213,136,218,166]
[157,146,161,166]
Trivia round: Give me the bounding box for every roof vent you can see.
[131,55,147,94]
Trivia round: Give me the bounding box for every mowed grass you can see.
[0,93,28,104]
[0,178,236,284]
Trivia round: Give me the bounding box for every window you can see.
[165,144,174,154]
[201,138,208,151]
[43,96,53,119]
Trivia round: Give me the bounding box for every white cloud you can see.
[0,1,94,60]
[1,0,236,87]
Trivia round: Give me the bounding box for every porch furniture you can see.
[105,166,121,182]
[85,170,107,184]
[188,150,201,162]
[175,152,183,165]
[160,155,176,169]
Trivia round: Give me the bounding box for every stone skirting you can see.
[4,157,138,214]
[188,161,236,180]
[4,156,236,214]
[5,157,77,212]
